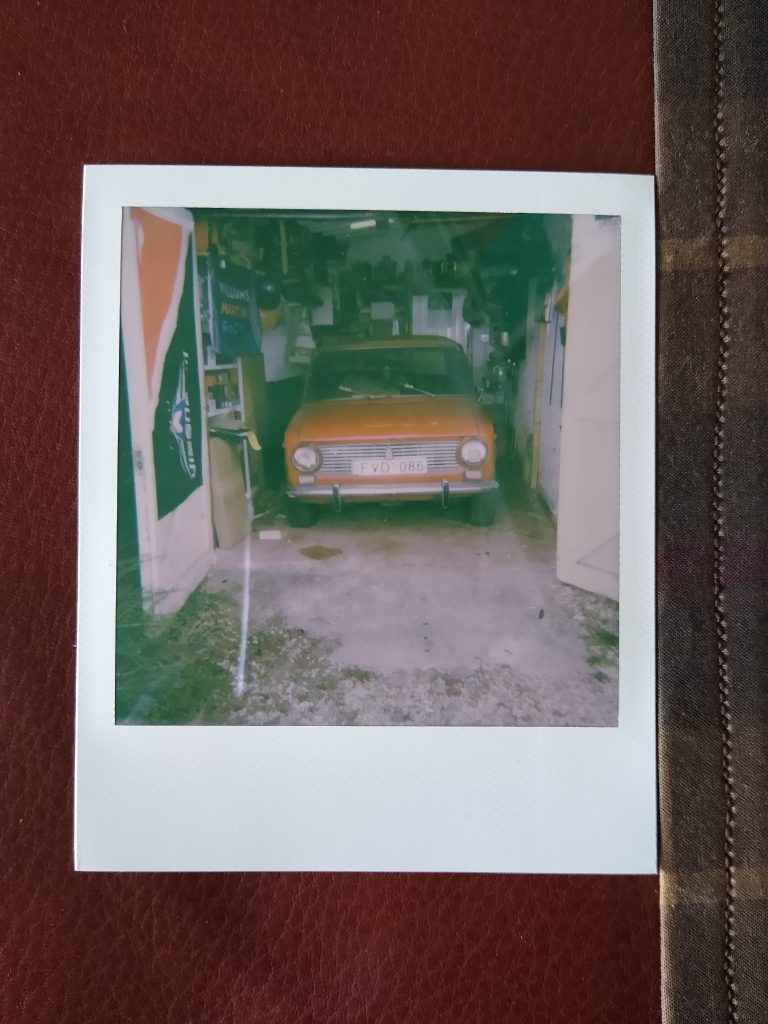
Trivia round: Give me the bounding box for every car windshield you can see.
[304,345,475,402]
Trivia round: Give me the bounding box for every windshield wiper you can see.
[399,381,435,398]
[337,384,375,399]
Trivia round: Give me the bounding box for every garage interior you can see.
[116,206,621,726]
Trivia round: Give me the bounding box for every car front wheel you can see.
[468,491,497,527]
[286,500,320,528]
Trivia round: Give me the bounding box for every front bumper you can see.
[287,478,498,508]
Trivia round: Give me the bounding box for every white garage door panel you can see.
[557,216,620,601]
[581,534,620,573]
[561,418,619,555]
[121,207,214,615]
[573,358,620,421]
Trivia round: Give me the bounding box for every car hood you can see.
[288,395,483,442]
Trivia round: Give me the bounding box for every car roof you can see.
[318,335,463,353]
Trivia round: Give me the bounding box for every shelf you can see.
[204,362,238,371]
[208,404,242,417]
[207,416,247,433]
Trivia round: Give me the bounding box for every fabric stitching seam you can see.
[713,0,739,1020]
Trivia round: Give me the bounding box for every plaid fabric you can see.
[655,0,768,1021]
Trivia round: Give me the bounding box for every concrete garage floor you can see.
[205,474,619,727]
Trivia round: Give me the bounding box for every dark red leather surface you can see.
[0,2,657,1021]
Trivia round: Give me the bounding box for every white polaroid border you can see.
[76,166,656,873]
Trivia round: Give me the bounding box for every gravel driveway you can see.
[205,482,619,727]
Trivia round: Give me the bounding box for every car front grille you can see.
[317,441,460,473]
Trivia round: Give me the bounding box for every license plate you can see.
[350,456,427,476]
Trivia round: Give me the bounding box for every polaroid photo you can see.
[76,166,655,872]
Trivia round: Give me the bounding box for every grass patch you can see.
[591,626,619,650]
[115,562,242,725]
[583,616,620,680]
[342,667,374,684]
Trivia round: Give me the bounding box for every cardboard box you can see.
[208,437,250,548]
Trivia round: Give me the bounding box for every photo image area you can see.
[116,208,621,728]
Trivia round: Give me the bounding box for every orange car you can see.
[283,337,498,527]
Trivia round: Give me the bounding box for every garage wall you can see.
[514,284,536,464]
[512,280,566,516]
[513,280,544,484]
[537,305,566,513]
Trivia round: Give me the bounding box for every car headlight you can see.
[458,438,488,466]
[291,444,321,472]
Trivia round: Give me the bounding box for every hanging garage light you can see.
[349,218,377,230]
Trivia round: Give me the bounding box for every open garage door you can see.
[556,215,620,601]
[120,207,214,614]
